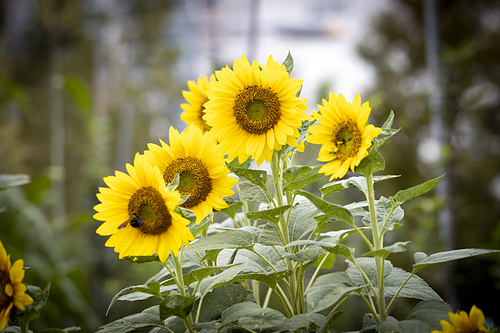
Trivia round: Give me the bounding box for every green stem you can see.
[385,272,415,314]
[20,320,30,333]
[366,172,387,320]
[304,254,329,296]
[171,250,195,333]
[253,280,261,305]
[262,287,273,308]
[326,295,353,319]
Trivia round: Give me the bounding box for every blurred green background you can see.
[0,0,499,331]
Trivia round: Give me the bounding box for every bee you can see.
[118,213,144,229]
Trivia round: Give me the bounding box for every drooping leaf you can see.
[0,174,31,190]
[193,283,249,323]
[298,190,354,226]
[159,294,197,321]
[106,282,162,315]
[320,175,399,198]
[412,248,500,273]
[307,272,361,313]
[391,175,444,206]
[247,205,291,225]
[220,302,287,331]
[97,306,166,333]
[405,300,452,330]
[185,229,254,253]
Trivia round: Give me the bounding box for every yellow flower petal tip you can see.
[433,305,491,333]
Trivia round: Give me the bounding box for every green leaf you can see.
[376,319,431,333]
[355,149,385,177]
[314,253,336,269]
[227,164,267,189]
[97,306,166,333]
[106,282,162,315]
[283,168,323,192]
[383,267,442,301]
[16,283,50,324]
[282,247,326,262]
[188,213,213,236]
[362,241,410,258]
[405,300,452,330]
[185,229,254,253]
[283,165,314,183]
[122,255,161,264]
[258,223,283,246]
[320,175,400,198]
[247,205,291,225]
[362,196,404,234]
[238,177,275,203]
[288,195,322,242]
[159,294,197,321]
[199,263,248,295]
[193,283,249,322]
[372,111,400,151]
[221,302,286,331]
[219,201,243,219]
[281,120,310,161]
[392,175,444,205]
[297,190,354,226]
[0,174,31,190]
[317,311,344,333]
[227,156,252,169]
[346,258,392,285]
[39,327,81,333]
[413,248,500,273]
[267,313,327,332]
[307,272,361,313]
[282,51,294,74]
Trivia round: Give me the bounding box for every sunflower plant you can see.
[95,53,499,333]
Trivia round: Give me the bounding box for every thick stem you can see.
[366,173,387,320]
[172,251,195,333]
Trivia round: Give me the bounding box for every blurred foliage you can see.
[356,0,500,324]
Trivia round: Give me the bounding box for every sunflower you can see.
[180,74,216,134]
[432,305,491,333]
[0,240,33,330]
[203,54,309,165]
[307,92,382,180]
[144,125,237,224]
[94,153,194,262]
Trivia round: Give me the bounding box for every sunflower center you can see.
[233,85,281,135]
[0,269,12,311]
[163,156,212,208]
[128,186,172,235]
[333,120,362,161]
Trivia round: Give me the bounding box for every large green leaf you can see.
[199,263,248,295]
[247,205,291,225]
[159,294,197,321]
[227,164,267,188]
[405,300,452,330]
[346,258,393,285]
[307,272,361,313]
[283,167,323,192]
[376,319,431,333]
[320,175,400,198]
[106,282,162,315]
[221,302,287,331]
[282,247,326,263]
[258,222,283,246]
[97,306,166,333]
[193,283,249,323]
[297,190,354,226]
[283,165,315,183]
[219,201,243,219]
[266,313,327,332]
[288,195,322,242]
[413,248,500,273]
[185,229,254,253]
[238,176,275,203]
[0,173,31,190]
[355,149,386,177]
[391,175,444,205]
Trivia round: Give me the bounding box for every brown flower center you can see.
[163,156,212,208]
[233,85,281,135]
[127,187,172,235]
[0,269,12,311]
[333,120,362,161]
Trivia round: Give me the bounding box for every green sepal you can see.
[14,283,50,325]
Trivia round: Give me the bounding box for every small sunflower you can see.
[180,74,216,134]
[307,92,382,180]
[94,153,194,262]
[432,305,491,333]
[144,125,237,224]
[0,240,33,331]
[203,54,309,165]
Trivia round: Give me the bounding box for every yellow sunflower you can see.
[144,124,237,224]
[0,240,33,331]
[307,92,382,180]
[180,74,216,134]
[94,153,194,262]
[432,305,490,333]
[203,54,309,165]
